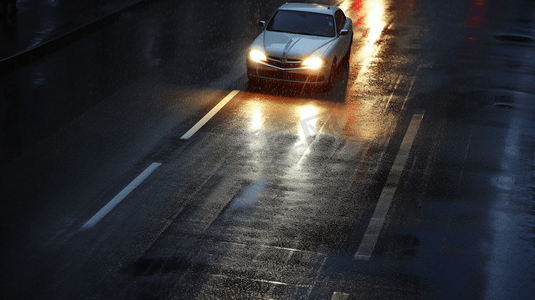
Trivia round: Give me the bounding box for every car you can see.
[246,3,353,89]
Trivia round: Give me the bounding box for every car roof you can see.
[277,3,339,16]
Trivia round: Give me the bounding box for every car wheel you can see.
[323,58,337,92]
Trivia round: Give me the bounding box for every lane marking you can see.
[383,75,403,112]
[400,76,417,112]
[79,162,162,231]
[355,113,424,260]
[331,292,350,300]
[180,90,240,139]
[295,112,333,168]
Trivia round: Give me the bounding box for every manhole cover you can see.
[494,34,534,43]
[494,103,514,109]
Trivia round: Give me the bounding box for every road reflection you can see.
[340,0,389,76]
[339,0,399,142]
[239,92,332,142]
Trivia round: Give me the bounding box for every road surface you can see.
[1,0,534,299]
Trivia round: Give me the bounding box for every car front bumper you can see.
[246,59,329,84]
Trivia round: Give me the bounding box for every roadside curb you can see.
[0,0,152,75]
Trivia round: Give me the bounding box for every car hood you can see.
[261,31,335,59]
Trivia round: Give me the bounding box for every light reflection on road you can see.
[340,0,389,77]
[250,107,263,132]
[338,0,399,142]
[239,92,329,139]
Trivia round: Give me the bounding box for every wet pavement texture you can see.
[1,0,535,299]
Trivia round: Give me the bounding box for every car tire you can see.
[322,58,337,92]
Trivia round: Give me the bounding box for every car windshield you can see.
[266,10,335,37]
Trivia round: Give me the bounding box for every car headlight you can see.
[249,50,267,62]
[301,57,326,69]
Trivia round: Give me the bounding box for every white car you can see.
[246,3,353,89]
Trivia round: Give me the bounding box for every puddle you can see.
[494,103,514,109]
[224,179,266,221]
[494,34,534,43]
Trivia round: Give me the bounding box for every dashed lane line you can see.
[180,90,240,139]
[331,291,350,300]
[354,113,424,260]
[79,162,162,231]
[383,75,403,112]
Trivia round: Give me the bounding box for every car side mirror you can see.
[339,29,349,36]
[258,20,266,28]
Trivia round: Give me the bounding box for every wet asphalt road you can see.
[1,0,535,299]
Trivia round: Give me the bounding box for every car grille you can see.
[267,56,302,69]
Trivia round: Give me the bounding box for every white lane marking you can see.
[180,90,240,139]
[383,75,403,112]
[331,292,350,300]
[79,162,162,231]
[355,113,424,260]
[400,76,417,112]
[295,112,333,167]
